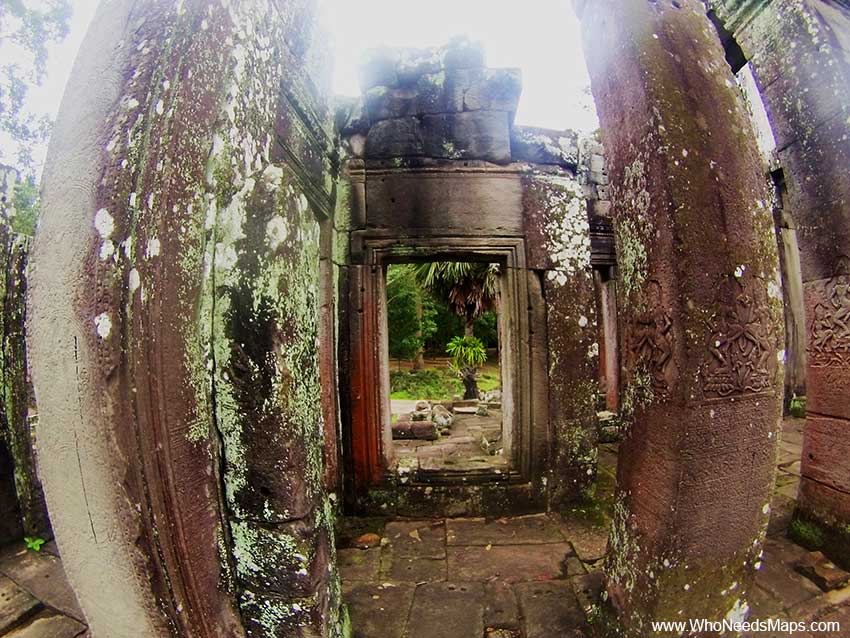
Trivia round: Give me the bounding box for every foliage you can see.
[386,264,436,360]
[24,535,44,551]
[447,335,487,399]
[789,395,806,418]
[1,0,73,173]
[789,518,825,551]
[7,174,38,235]
[446,335,487,369]
[414,261,500,330]
[472,310,498,348]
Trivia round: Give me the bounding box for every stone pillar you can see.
[576,0,784,632]
[28,1,343,637]
[522,172,600,506]
[712,0,850,537]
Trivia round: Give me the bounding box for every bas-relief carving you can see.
[703,275,775,398]
[808,255,850,373]
[628,280,674,395]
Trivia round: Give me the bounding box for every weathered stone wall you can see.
[578,0,784,632]
[0,165,50,545]
[356,39,522,164]
[335,45,608,514]
[29,1,345,636]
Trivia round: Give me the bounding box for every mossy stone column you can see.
[29,1,342,637]
[713,0,850,537]
[576,0,784,632]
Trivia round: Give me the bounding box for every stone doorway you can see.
[385,261,509,480]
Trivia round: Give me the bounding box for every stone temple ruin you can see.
[1,0,850,637]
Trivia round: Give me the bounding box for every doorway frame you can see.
[347,235,535,493]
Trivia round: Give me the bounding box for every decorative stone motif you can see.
[807,256,850,370]
[627,280,673,396]
[703,275,776,398]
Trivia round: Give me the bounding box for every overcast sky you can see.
[3,0,598,175]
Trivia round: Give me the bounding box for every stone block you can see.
[800,415,850,495]
[422,111,512,163]
[441,37,485,70]
[407,582,485,638]
[0,547,83,622]
[341,582,416,638]
[796,551,850,591]
[230,519,330,598]
[483,581,519,630]
[337,548,381,582]
[446,514,563,546]
[397,48,442,85]
[392,420,415,440]
[511,126,579,167]
[463,68,522,114]
[446,544,570,583]
[365,117,424,158]
[0,575,41,633]
[4,613,87,638]
[412,422,438,441]
[383,520,446,558]
[515,581,588,638]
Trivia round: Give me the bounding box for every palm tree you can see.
[446,336,488,399]
[413,262,500,337]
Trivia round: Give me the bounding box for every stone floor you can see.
[391,411,508,477]
[0,541,87,637]
[337,513,602,638]
[341,416,850,637]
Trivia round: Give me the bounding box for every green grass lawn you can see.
[389,362,501,401]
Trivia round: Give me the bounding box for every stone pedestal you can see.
[577,0,784,632]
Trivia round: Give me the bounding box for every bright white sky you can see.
[3,0,598,176]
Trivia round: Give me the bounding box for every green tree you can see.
[386,264,436,369]
[446,335,487,400]
[1,0,72,173]
[414,262,500,337]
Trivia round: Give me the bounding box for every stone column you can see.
[28,1,344,637]
[712,0,850,540]
[522,171,600,506]
[576,0,784,632]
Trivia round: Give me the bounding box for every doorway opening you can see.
[385,262,507,479]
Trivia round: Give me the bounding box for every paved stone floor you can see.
[342,416,850,637]
[337,513,601,638]
[391,411,508,476]
[0,541,87,637]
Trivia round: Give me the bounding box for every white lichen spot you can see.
[94,313,112,339]
[578,315,589,328]
[266,216,289,251]
[734,264,746,278]
[128,268,140,296]
[99,241,115,260]
[155,99,164,115]
[94,208,114,238]
[146,238,161,258]
[725,599,749,625]
[767,280,781,300]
